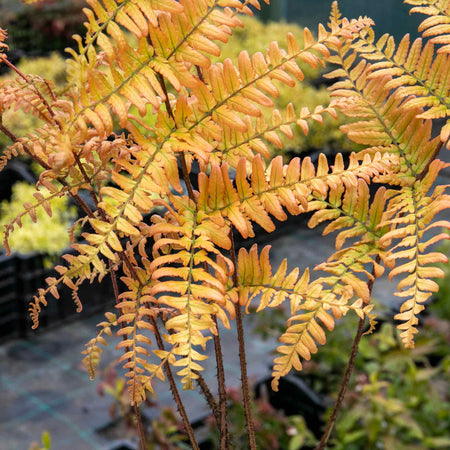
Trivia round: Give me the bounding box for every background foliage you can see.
[0,181,76,256]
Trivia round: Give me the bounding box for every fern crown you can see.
[0,0,449,403]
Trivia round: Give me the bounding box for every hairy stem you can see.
[212,316,230,449]
[150,316,200,450]
[0,123,17,142]
[134,404,147,450]
[315,316,365,450]
[194,370,220,422]
[315,256,380,450]
[179,152,196,200]
[230,231,257,450]
[72,152,100,206]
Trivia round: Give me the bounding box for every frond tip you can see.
[380,160,450,347]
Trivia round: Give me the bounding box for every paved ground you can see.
[1,162,450,449]
[0,301,278,449]
[0,224,395,450]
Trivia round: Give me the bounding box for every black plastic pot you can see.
[255,374,326,438]
[0,248,116,340]
[102,440,137,450]
[0,160,36,200]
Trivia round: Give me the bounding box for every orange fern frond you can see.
[327,57,441,179]
[198,152,391,239]
[379,159,450,347]
[0,76,57,124]
[114,273,158,404]
[405,0,450,53]
[147,198,235,389]
[82,312,118,379]
[0,27,8,55]
[330,2,450,146]
[231,244,310,312]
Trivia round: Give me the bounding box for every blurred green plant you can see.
[0,181,76,257]
[28,431,51,450]
[328,323,450,449]
[433,234,450,321]
[214,16,320,83]
[148,408,191,450]
[0,52,67,151]
[252,295,449,449]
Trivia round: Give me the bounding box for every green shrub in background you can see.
[434,235,450,321]
[215,16,358,156]
[0,52,67,151]
[3,0,85,54]
[322,322,450,449]
[0,182,76,257]
[215,16,320,83]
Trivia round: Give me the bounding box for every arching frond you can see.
[327,54,442,179]
[379,160,450,347]
[147,198,234,389]
[198,153,391,238]
[328,2,450,146]
[405,0,450,53]
[82,312,118,379]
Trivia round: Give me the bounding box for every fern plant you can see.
[1,1,449,448]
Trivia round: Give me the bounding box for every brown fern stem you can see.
[315,315,365,450]
[229,231,257,450]
[0,123,16,142]
[134,404,147,450]
[150,316,200,450]
[417,140,444,182]
[72,152,100,206]
[179,152,196,200]
[315,255,381,450]
[157,67,229,447]
[194,370,220,422]
[212,316,230,449]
